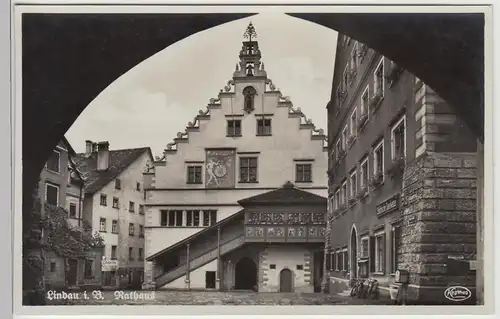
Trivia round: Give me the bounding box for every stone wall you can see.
[414,80,477,157]
[258,245,315,293]
[44,252,66,289]
[399,151,477,303]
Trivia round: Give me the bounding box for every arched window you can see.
[242,86,257,113]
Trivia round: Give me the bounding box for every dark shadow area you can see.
[234,257,257,290]
[350,229,357,279]
[22,12,255,216]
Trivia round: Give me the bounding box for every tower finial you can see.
[243,22,257,41]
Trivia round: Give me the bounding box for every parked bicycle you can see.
[349,278,379,300]
[366,278,380,300]
[349,278,364,298]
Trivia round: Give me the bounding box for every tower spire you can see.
[233,22,266,78]
[234,22,266,79]
[243,22,258,41]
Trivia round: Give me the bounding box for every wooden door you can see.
[67,259,78,286]
[279,268,293,292]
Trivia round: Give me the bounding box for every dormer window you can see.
[243,86,257,113]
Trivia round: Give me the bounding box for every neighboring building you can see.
[74,141,153,289]
[39,137,103,290]
[142,23,329,293]
[325,34,478,304]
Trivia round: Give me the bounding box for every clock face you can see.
[213,163,227,178]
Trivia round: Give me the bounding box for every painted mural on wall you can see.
[246,212,326,225]
[205,149,236,188]
[245,212,326,241]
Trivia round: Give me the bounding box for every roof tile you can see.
[74,147,151,194]
[237,181,327,206]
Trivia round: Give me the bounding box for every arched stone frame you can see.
[231,256,259,290]
[278,266,295,293]
[349,223,359,280]
[242,86,257,114]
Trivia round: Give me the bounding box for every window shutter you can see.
[369,236,375,273]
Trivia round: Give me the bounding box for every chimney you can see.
[97,141,110,171]
[92,142,98,153]
[85,140,93,157]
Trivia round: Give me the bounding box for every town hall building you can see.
[142,23,329,293]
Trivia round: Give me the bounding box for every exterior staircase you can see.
[154,232,245,289]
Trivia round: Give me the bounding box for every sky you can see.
[65,13,338,158]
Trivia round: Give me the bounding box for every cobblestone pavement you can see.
[57,290,393,306]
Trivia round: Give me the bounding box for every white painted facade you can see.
[261,246,313,293]
[144,30,328,290]
[85,151,151,272]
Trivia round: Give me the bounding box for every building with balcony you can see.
[325,35,478,304]
[39,137,103,290]
[74,141,153,289]
[142,23,329,293]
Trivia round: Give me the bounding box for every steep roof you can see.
[59,136,85,182]
[237,181,327,206]
[60,136,77,156]
[74,147,152,194]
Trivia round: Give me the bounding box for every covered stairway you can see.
[146,182,328,290]
[147,211,246,289]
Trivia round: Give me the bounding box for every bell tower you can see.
[233,22,267,79]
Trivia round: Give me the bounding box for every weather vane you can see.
[243,22,258,41]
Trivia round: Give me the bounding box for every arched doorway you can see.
[234,257,257,290]
[350,226,358,279]
[279,268,293,292]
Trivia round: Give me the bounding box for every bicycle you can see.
[349,278,363,297]
[366,278,380,300]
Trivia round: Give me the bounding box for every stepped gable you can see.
[158,22,327,162]
[74,147,151,194]
[237,181,327,206]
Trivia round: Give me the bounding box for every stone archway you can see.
[234,257,257,290]
[350,225,358,279]
[279,268,293,292]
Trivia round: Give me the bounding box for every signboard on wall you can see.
[101,258,119,272]
[205,149,236,188]
[376,194,400,217]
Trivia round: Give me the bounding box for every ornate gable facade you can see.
[143,23,329,292]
